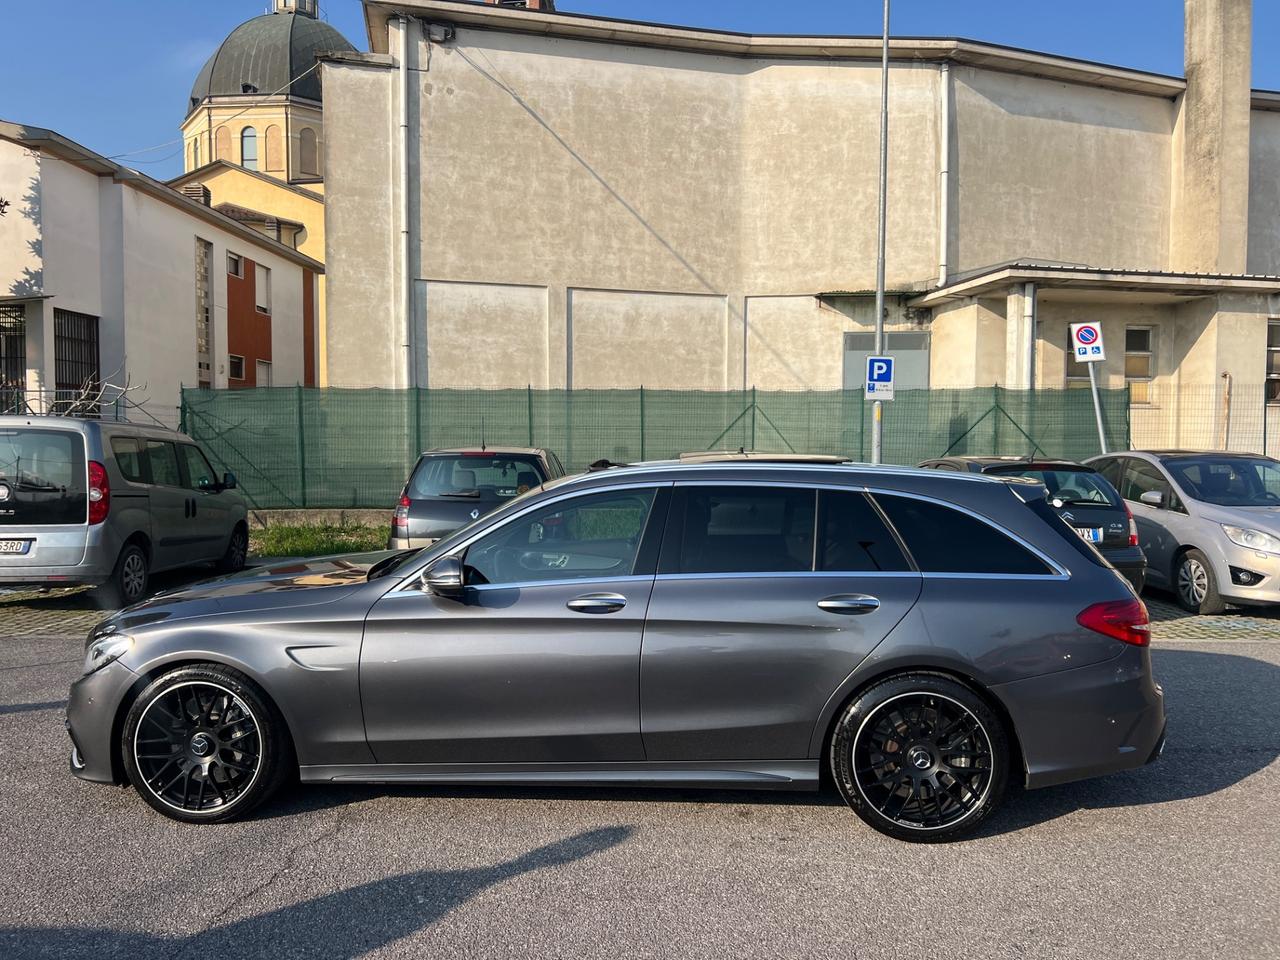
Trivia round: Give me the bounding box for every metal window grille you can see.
[0,304,25,411]
[54,309,100,398]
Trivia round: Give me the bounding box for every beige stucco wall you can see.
[0,139,42,298]
[1249,109,1280,276]
[951,68,1173,274]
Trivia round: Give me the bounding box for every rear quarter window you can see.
[872,493,1052,576]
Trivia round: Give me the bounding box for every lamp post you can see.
[870,0,890,465]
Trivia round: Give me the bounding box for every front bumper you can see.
[66,659,140,784]
[1212,540,1280,606]
[992,644,1165,790]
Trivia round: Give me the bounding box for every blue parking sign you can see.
[865,356,895,401]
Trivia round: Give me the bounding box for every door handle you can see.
[184,499,191,518]
[818,594,881,615]
[567,593,628,614]
[191,498,198,518]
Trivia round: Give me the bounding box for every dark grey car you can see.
[388,447,565,549]
[68,458,1164,841]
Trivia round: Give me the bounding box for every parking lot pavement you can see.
[1,603,1278,960]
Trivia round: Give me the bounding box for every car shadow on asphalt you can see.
[0,826,632,959]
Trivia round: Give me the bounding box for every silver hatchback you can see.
[0,416,248,606]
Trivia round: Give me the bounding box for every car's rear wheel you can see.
[98,543,148,609]
[830,674,1009,842]
[1176,548,1225,615]
[122,664,292,823]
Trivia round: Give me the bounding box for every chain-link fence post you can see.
[295,383,308,508]
[639,386,646,461]
[527,385,535,447]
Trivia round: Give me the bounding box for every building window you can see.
[842,331,930,390]
[228,355,246,380]
[256,359,273,387]
[190,138,200,169]
[265,124,284,172]
[299,127,319,176]
[195,238,213,388]
[227,252,243,278]
[53,309,101,403]
[1124,326,1154,404]
[0,304,25,409]
[215,125,231,161]
[256,265,271,313]
[1267,321,1280,404]
[241,127,258,171]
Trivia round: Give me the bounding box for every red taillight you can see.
[1077,598,1150,647]
[392,493,410,530]
[87,460,110,525]
[1123,502,1139,547]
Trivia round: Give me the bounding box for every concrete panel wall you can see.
[421,279,549,388]
[952,68,1173,273]
[41,158,104,317]
[1249,110,1280,276]
[568,288,728,389]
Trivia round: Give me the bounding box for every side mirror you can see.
[1139,490,1165,508]
[420,555,464,597]
[222,472,238,490]
[197,476,216,491]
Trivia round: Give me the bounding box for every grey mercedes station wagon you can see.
[68,458,1164,841]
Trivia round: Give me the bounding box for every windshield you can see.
[987,467,1120,507]
[1165,456,1280,507]
[407,454,546,502]
[0,428,87,526]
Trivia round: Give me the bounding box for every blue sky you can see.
[0,1,1274,181]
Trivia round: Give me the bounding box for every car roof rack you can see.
[677,450,853,465]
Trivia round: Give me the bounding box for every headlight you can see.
[83,633,133,676]
[1221,525,1280,554]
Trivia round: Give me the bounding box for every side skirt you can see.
[299,760,820,791]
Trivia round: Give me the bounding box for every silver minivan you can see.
[0,416,248,606]
[1088,450,1280,613]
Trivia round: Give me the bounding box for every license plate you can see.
[1076,527,1104,543]
[0,540,31,555]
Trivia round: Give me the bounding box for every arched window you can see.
[215,126,231,161]
[299,127,319,177]
[190,138,200,169]
[241,127,258,171]
[265,125,283,172]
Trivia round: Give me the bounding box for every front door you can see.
[1118,458,1181,585]
[140,439,195,571]
[361,486,668,764]
[641,485,922,761]
[176,442,233,561]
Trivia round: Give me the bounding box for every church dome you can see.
[188,9,356,116]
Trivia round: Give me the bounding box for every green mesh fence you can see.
[180,386,1130,509]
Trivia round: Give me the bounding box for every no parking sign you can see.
[1070,323,1106,363]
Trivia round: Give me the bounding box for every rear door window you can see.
[143,440,183,488]
[667,486,815,574]
[0,428,86,526]
[110,437,147,483]
[817,491,910,572]
[873,493,1051,575]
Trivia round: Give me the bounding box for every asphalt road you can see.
[1,623,1278,959]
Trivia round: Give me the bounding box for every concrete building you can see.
[172,0,356,384]
[322,0,1280,446]
[0,121,323,423]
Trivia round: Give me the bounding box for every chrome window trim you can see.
[383,573,655,597]
[655,570,921,582]
[391,481,672,592]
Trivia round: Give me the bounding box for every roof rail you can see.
[677,450,853,465]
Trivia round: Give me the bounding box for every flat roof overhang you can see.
[909,265,1280,308]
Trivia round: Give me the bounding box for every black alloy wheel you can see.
[123,665,291,823]
[831,674,1008,841]
[217,524,249,573]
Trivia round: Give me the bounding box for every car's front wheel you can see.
[830,674,1009,842]
[1176,548,1226,615]
[121,664,293,823]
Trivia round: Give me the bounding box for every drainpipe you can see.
[398,15,413,388]
[1023,282,1036,389]
[937,61,951,288]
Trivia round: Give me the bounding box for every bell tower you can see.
[275,0,317,16]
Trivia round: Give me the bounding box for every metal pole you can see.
[1087,362,1108,454]
[871,0,890,465]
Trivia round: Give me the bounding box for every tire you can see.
[830,673,1009,842]
[216,523,249,574]
[99,543,149,609]
[1175,548,1226,615]
[121,664,293,824]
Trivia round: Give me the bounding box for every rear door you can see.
[640,484,922,761]
[0,425,88,571]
